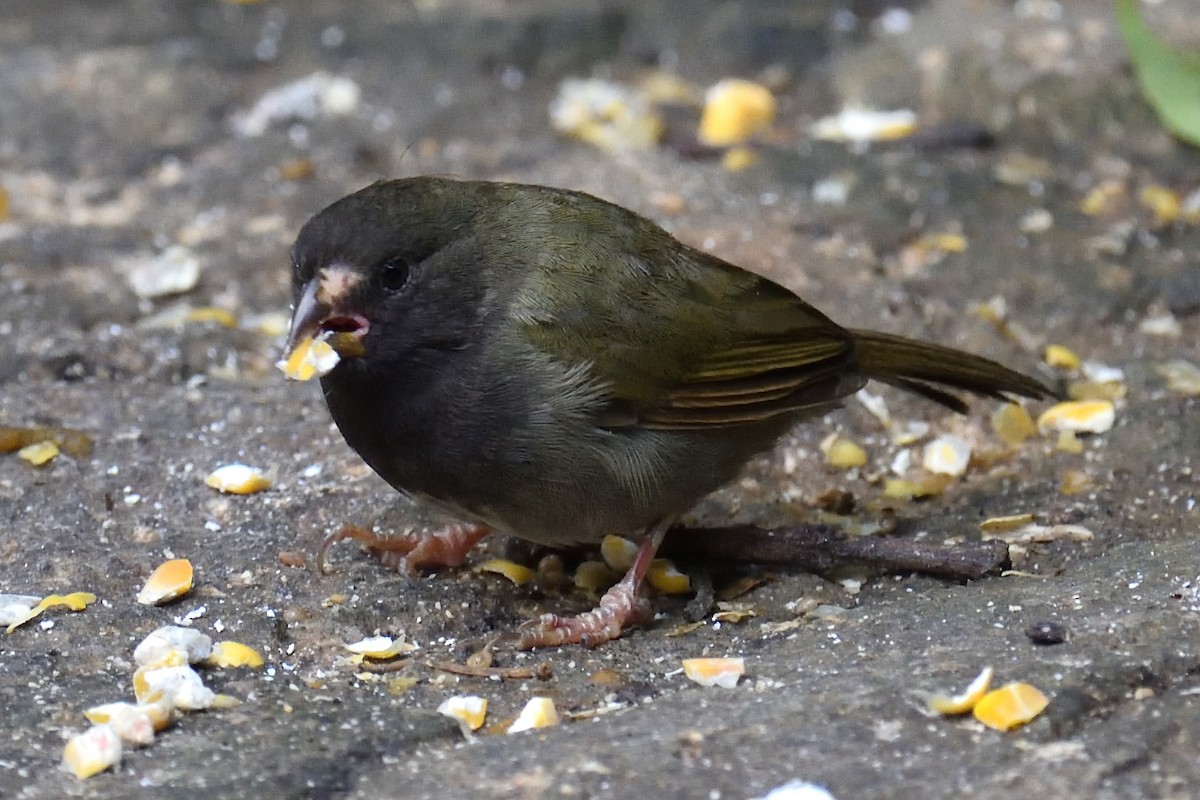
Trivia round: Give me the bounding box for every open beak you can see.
[283,271,370,365]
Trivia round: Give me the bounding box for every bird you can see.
[282,176,1052,648]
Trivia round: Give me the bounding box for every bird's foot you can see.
[518,525,665,649]
[317,522,491,575]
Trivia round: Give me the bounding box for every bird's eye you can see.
[379,259,409,293]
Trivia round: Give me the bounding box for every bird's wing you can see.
[515,244,862,430]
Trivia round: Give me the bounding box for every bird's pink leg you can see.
[318,522,491,575]
[519,523,669,649]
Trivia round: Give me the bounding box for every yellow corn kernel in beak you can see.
[277,334,340,381]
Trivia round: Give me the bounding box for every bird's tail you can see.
[850,329,1055,413]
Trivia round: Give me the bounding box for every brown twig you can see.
[660,523,1009,583]
[429,660,553,681]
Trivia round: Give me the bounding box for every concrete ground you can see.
[1,1,1197,798]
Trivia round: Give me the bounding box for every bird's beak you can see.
[282,268,370,365]
[284,277,330,355]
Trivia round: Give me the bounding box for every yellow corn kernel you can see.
[205,463,273,494]
[973,682,1048,731]
[507,697,560,733]
[928,667,993,715]
[1043,344,1081,370]
[647,560,691,595]
[475,559,535,587]
[1037,400,1114,434]
[698,79,775,146]
[990,404,1037,447]
[62,725,122,779]
[136,559,193,606]
[438,695,488,732]
[205,641,265,669]
[681,657,745,688]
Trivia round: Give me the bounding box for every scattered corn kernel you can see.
[277,333,340,381]
[1059,469,1095,495]
[1156,359,1200,396]
[0,425,93,457]
[721,146,759,172]
[18,440,59,466]
[600,535,639,572]
[507,697,560,733]
[62,724,122,779]
[883,475,950,499]
[973,682,1048,731]
[825,437,868,469]
[344,635,415,660]
[548,77,663,152]
[647,559,691,594]
[205,463,273,495]
[136,559,194,606]
[5,591,97,633]
[698,78,775,146]
[205,641,264,669]
[0,594,41,628]
[990,404,1037,447]
[134,625,212,666]
[1080,179,1125,216]
[682,657,745,688]
[889,420,929,446]
[212,694,243,709]
[1043,344,1081,370]
[82,702,157,746]
[922,434,972,477]
[928,667,994,715]
[475,559,535,587]
[574,560,617,593]
[811,106,917,142]
[1139,185,1181,225]
[1055,430,1084,453]
[133,664,216,710]
[1037,400,1114,434]
[437,695,488,732]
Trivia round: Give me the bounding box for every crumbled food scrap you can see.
[133,664,216,710]
[1139,185,1181,225]
[85,701,175,736]
[205,464,273,494]
[928,666,994,715]
[507,697,560,733]
[184,307,238,328]
[712,603,757,623]
[5,592,97,633]
[1060,469,1095,495]
[82,702,158,746]
[968,296,1041,351]
[549,77,663,152]
[127,245,201,299]
[721,146,759,172]
[475,559,535,587]
[810,106,917,143]
[898,233,967,274]
[993,152,1053,186]
[136,559,194,606]
[1156,359,1200,395]
[18,440,59,466]
[278,157,315,181]
[1080,361,1125,384]
[973,682,1048,731]
[205,641,264,669]
[922,435,972,477]
[344,634,416,660]
[574,560,617,593]
[990,404,1037,447]
[638,70,701,105]
[62,725,122,779]
[1037,400,1114,434]
[232,71,361,137]
[979,513,1036,533]
[647,559,691,594]
[0,425,93,457]
[1080,179,1126,216]
[855,389,892,427]
[753,780,837,800]
[212,694,243,709]
[387,676,418,696]
[981,522,1093,545]
[681,657,745,688]
[1043,344,1081,370]
[1055,431,1084,454]
[600,535,639,572]
[823,436,867,469]
[1138,312,1181,337]
[698,78,775,147]
[277,333,341,381]
[1018,208,1054,234]
[437,695,488,732]
[889,420,929,446]
[134,625,212,666]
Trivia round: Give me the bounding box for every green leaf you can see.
[1116,0,1200,146]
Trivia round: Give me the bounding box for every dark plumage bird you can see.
[283,177,1051,648]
